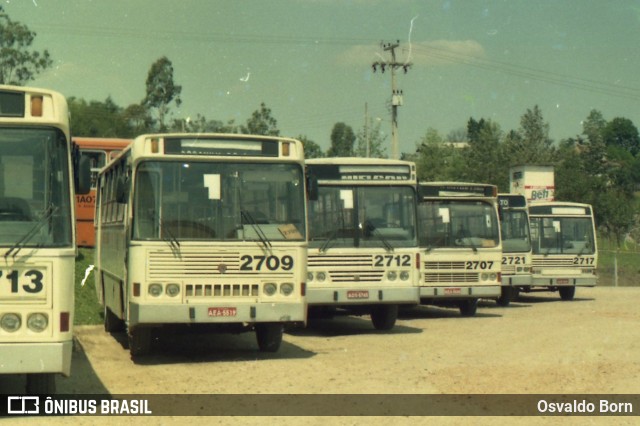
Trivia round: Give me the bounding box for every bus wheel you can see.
[26,373,55,394]
[496,287,512,307]
[128,327,152,357]
[370,304,398,330]
[559,287,576,301]
[104,306,125,333]
[255,323,283,352]
[459,299,478,317]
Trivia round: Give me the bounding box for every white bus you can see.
[305,158,419,330]
[0,85,90,393]
[417,182,502,316]
[94,134,308,356]
[497,193,532,306]
[528,201,597,300]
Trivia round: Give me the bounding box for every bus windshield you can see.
[0,128,72,247]
[501,210,531,253]
[308,186,417,249]
[530,216,595,255]
[132,161,305,241]
[418,200,499,249]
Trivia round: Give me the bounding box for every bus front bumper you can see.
[128,301,306,326]
[531,275,597,287]
[0,341,72,376]
[419,285,501,299]
[306,286,419,305]
[502,274,533,287]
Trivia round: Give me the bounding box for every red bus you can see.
[74,137,131,247]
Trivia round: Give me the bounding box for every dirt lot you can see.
[4,286,640,425]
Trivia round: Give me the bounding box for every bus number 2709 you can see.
[240,255,294,271]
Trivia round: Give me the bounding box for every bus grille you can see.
[185,284,259,297]
[308,254,372,267]
[148,250,246,279]
[329,271,384,283]
[424,261,466,270]
[424,273,478,283]
[532,257,582,267]
[502,265,516,275]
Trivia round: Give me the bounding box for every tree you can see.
[142,56,182,131]
[241,103,279,136]
[0,8,53,85]
[355,118,387,158]
[461,118,507,189]
[169,114,238,133]
[68,97,132,137]
[297,135,324,159]
[503,105,556,166]
[414,128,463,182]
[602,117,640,158]
[327,122,355,157]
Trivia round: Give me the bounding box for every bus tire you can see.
[255,323,283,352]
[370,304,398,330]
[559,287,576,301]
[26,373,55,394]
[496,287,512,307]
[104,306,125,333]
[128,327,152,357]
[459,299,478,317]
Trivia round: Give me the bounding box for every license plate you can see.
[444,287,462,295]
[557,279,569,285]
[208,307,237,317]
[347,290,369,299]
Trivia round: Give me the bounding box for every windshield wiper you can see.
[160,218,181,257]
[241,210,272,251]
[5,205,58,259]
[319,229,339,253]
[364,220,393,252]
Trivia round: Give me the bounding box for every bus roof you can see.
[0,85,69,137]
[419,181,497,198]
[528,201,593,216]
[72,137,132,150]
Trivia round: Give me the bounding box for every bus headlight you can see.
[307,272,314,282]
[280,283,294,296]
[166,283,180,297]
[387,271,397,281]
[489,273,498,281]
[316,272,326,282]
[1,313,21,332]
[27,313,48,332]
[400,271,410,281]
[148,283,163,297]
[481,273,489,281]
[264,283,277,296]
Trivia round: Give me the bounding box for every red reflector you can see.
[133,282,141,297]
[60,312,70,332]
[497,272,502,283]
[416,252,420,269]
[301,282,306,296]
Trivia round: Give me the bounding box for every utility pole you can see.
[372,40,411,160]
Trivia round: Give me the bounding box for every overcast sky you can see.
[6,1,640,154]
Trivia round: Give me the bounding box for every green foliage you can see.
[0,9,52,85]
[414,128,463,182]
[69,97,133,138]
[503,105,556,166]
[461,118,508,189]
[297,135,324,159]
[355,118,387,158]
[327,122,355,157]
[603,117,640,157]
[142,56,182,131]
[241,102,279,136]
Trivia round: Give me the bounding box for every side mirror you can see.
[307,173,319,201]
[76,156,91,195]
